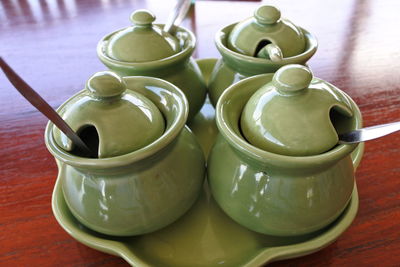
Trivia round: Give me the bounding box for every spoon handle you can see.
[256,43,283,62]
[338,121,400,144]
[0,57,94,157]
[164,0,192,34]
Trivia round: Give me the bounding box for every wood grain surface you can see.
[0,0,399,266]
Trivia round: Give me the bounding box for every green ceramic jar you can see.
[97,9,207,122]
[208,67,363,236]
[208,5,317,106]
[45,71,205,236]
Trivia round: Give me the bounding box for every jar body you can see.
[59,127,205,236]
[207,134,355,236]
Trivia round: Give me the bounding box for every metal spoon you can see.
[0,57,95,157]
[256,43,283,62]
[163,0,192,34]
[338,121,400,144]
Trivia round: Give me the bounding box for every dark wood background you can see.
[0,0,399,266]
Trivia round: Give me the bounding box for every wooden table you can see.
[1,0,399,266]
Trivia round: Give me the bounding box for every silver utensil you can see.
[338,121,400,144]
[164,0,192,34]
[0,57,95,157]
[256,43,283,62]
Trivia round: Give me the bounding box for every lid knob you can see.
[272,64,313,94]
[254,5,281,25]
[87,71,126,98]
[130,9,156,26]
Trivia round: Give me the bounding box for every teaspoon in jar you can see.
[0,57,95,157]
[164,0,192,34]
[338,121,400,144]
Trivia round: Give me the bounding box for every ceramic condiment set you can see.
[45,4,362,238]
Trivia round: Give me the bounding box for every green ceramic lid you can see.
[53,71,165,158]
[106,9,180,62]
[240,64,354,156]
[227,5,306,59]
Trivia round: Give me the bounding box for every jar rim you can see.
[216,73,362,169]
[214,23,318,75]
[97,24,196,71]
[45,76,188,169]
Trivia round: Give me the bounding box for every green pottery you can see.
[208,5,317,106]
[52,71,165,158]
[45,72,205,236]
[241,64,354,156]
[208,72,362,236]
[106,10,180,62]
[227,5,306,58]
[97,9,207,122]
[51,59,365,266]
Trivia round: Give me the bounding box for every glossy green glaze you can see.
[241,65,354,156]
[97,11,207,122]
[45,76,205,236]
[106,10,180,62]
[227,5,306,58]
[52,71,165,158]
[51,59,364,266]
[208,23,317,106]
[208,73,362,236]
